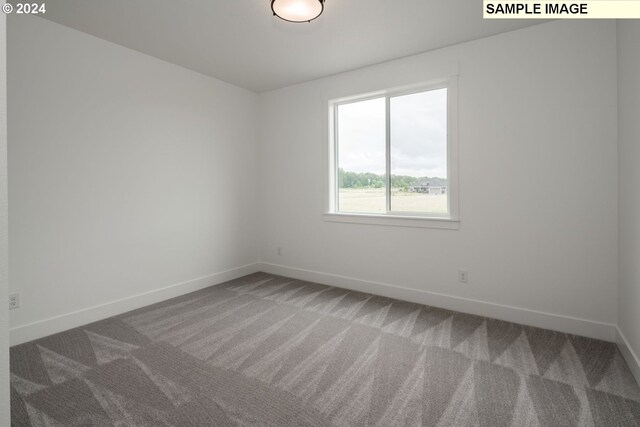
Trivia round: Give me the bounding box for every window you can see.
[326,79,458,228]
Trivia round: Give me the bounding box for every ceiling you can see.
[37,0,543,93]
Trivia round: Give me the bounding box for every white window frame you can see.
[324,76,459,229]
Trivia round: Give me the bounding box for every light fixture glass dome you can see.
[271,0,324,23]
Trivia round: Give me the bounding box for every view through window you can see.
[334,86,449,217]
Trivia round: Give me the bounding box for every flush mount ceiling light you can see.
[271,0,325,23]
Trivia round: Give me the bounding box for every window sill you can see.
[322,213,460,229]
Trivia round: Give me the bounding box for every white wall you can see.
[6,17,623,349]
[8,16,259,343]
[259,20,619,337]
[617,21,640,377]
[1,10,10,427]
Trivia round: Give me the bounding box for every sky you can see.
[337,88,448,178]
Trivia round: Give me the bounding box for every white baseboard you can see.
[616,327,640,386]
[258,262,616,342]
[10,263,261,346]
[10,261,620,346]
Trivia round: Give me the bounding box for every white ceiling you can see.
[39,0,543,92]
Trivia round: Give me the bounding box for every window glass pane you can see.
[390,89,448,214]
[337,97,386,213]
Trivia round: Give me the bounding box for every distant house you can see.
[408,180,446,195]
[409,183,430,193]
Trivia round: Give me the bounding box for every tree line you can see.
[338,168,446,190]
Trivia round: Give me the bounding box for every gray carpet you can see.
[10,272,640,426]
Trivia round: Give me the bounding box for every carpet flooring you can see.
[10,272,640,426]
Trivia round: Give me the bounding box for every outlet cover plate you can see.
[9,293,20,310]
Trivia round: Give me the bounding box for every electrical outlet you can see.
[458,271,468,283]
[277,247,282,256]
[9,293,20,310]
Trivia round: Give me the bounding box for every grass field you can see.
[338,188,448,214]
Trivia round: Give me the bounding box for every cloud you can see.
[337,97,386,174]
[337,89,447,178]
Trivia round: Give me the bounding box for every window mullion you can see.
[334,104,340,212]
[385,96,391,213]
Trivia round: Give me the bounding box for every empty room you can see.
[0,0,639,425]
